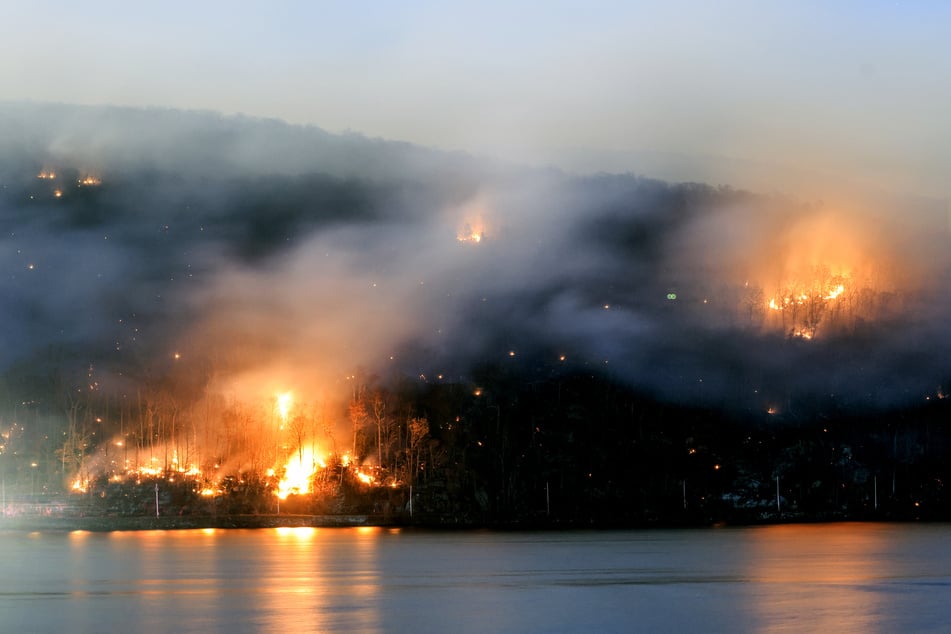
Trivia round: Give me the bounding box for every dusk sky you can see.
[2,1,948,197]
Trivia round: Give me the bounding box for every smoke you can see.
[1,102,950,421]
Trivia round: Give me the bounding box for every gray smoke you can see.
[1,102,949,416]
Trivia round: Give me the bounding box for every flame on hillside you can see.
[741,210,901,340]
[455,193,493,244]
[67,406,400,503]
[275,446,324,499]
[276,391,292,427]
[70,444,396,500]
[457,221,485,244]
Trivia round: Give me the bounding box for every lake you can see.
[1,523,949,633]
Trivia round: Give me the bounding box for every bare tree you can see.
[371,391,386,468]
[348,399,368,460]
[408,417,429,484]
[290,410,307,466]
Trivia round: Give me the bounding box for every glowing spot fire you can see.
[275,447,320,499]
[457,227,483,243]
[276,392,292,425]
[825,284,845,300]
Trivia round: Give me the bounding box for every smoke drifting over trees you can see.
[2,103,951,516]
[2,103,950,415]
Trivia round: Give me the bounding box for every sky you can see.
[1,1,948,198]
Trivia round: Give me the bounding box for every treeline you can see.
[2,351,951,525]
[401,361,951,525]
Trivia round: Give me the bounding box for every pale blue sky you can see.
[1,1,948,196]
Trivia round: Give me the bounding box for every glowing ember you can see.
[138,460,163,477]
[36,170,56,180]
[355,469,375,485]
[78,175,102,186]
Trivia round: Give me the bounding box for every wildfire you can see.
[37,170,56,180]
[457,222,484,244]
[760,264,857,339]
[454,192,494,244]
[78,175,102,186]
[766,286,843,311]
[825,284,845,300]
[276,392,292,426]
[60,380,408,505]
[66,444,395,503]
[138,457,164,477]
[275,446,321,499]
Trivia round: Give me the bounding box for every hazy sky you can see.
[2,1,948,196]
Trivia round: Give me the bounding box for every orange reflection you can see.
[274,526,317,539]
[744,523,889,631]
[257,526,381,631]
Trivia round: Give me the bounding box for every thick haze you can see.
[1,2,949,198]
[1,104,949,417]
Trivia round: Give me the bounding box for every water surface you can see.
[1,523,949,632]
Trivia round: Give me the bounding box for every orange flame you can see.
[276,391,292,427]
[275,446,322,499]
[457,222,484,244]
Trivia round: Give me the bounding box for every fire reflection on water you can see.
[262,526,381,632]
[4,525,949,632]
[743,523,891,631]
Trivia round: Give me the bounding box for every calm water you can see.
[0,523,949,633]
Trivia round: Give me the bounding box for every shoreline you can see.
[0,513,384,532]
[0,511,944,533]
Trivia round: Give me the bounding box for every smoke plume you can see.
[1,102,949,420]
